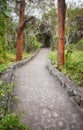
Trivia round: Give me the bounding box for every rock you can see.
[46,60,83,113]
[80,98,83,108]
[68,89,75,97]
[73,95,81,105]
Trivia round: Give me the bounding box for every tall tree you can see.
[16,0,25,61]
[58,0,66,68]
[16,0,34,61]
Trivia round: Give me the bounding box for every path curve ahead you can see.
[13,49,83,130]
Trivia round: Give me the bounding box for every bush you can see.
[0,113,29,130]
[48,51,57,66]
[0,51,31,73]
[25,35,42,52]
[66,38,83,51]
[75,38,83,50]
[0,80,29,130]
[63,51,83,86]
[48,41,83,86]
[33,40,41,50]
[0,64,8,73]
[51,35,58,51]
[0,81,15,118]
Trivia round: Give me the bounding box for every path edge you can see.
[1,49,40,81]
[0,49,40,116]
[46,60,83,112]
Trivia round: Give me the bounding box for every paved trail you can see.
[13,49,83,130]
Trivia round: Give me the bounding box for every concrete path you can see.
[13,49,83,130]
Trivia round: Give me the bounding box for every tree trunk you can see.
[58,0,66,68]
[16,0,25,61]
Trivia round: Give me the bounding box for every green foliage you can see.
[66,7,83,43]
[65,38,83,53]
[0,81,13,117]
[0,19,7,64]
[67,8,83,26]
[63,43,83,86]
[32,36,42,49]
[0,81,29,130]
[48,40,83,86]
[0,0,8,16]
[0,51,16,73]
[43,8,57,26]
[48,51,57,66]
[0,113,29,130]
[23,52,32,59]
[0,0,17,66]
[51,35,58,50]
[0,64,8,73]
[0,51,31,73]
[26,35,42,52]
[63,51,83,86]
[75,38,83,50]
[65,45,73,67]
[0,0,9,64]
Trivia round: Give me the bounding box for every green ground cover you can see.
[48,39,83,87]
[0,51,32,73]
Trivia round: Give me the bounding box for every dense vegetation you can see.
[0,113,29,130]
[0,0,42,73]
[49,39,83,87]
[48,2,83,87]
[0,0,83,129]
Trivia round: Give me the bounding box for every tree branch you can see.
[21,16,35,30]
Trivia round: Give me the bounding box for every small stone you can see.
[73,90,78,95]
[51,111,61,119]
[55,119,68,130]
[40,108,51,117]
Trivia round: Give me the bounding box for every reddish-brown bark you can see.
[58,0,66,68]
[16,0,25,61]
[16,0,35,61]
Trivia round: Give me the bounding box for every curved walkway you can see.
[13,49,83,130]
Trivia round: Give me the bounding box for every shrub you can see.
[33,40,41,49]
[48,51,57,66]
[25,35,42,52]
[0,80,29,130]
[51,35,58,51]
[0,113,29,130]
[48,41,83,86]
[0,64,8,73]
[75,38,83,50]
[63,51,83,86]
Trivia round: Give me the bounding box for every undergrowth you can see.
[0,113,29,130]
[0,80,29,130]
[0,51,32,73]
[48,39,83,87]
